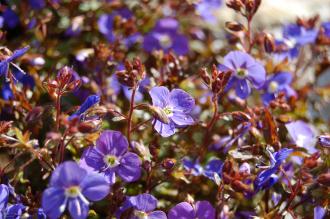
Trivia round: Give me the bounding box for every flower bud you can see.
[225,21,245,32]
[226,0,244,11]
[317,173,330,186]
[318,135,330,148]
[162,158,176,170]
[264,33,275,53]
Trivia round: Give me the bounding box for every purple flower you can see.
[168,201,215,219]
[116,193,166,219]
[317,135,330,148]
[254,148,293,191]
[149,86,195,137]
[110,74,150,103]
[69,95,100,120]
[195,0,222,24]
[0,46,30,80]
[143,18,189,55]
[1,8,20,29]
[4,203,26,219]
[183,157,223,182]
[314,206,326,219]
[28,0,46,10]
[262,72,296,105]
[42,161,109,219]
[285,121,316,154]
[220,51,266,99]
[283,24,318,46]
[80,130,141,184]
[98,9,134,43]
[321,22,330,38]
[0,184,9,209]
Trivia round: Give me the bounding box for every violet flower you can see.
[143,18,189,55]
[80,130,141,184]
[182,157,223,182]
[149,86,195,137]
[0,46,30,80]
[195,0,222,24]
[168,201,215,219]
[0,184,9,210]
[220,51,266,99]
[285,120,316,154]
[314,206,326,219]
[42,161,110,219]
[116,193,166,219]
[321,22,330,38]
[1,8,20,29]
[254,148,293,191]
[28,0,46,10]
[283,24,318,46]
[262,72,296,105]
[69,95,100,120]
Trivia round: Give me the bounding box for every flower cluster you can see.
[0,0,329,219]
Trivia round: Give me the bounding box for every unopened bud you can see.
[162,158,176,170]
[264,33,275,53]
[317,173,330,186]
[226,0,244,11]
[225,21,245,32]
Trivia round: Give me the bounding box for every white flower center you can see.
[134,210,148,219]
[163,106,173,117]
[158,34,172,48]
[65,186,81,198]
[236,68,248,79]
[104,155,120,168]
[268,81,279,93]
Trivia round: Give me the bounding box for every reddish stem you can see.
[127,87,137,146]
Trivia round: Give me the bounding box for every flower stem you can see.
[127,87,137,146]
[55,90,61,132]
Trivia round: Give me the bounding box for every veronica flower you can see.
[5,203,26,219]
[80,130,141,184]
[28,0,46,10]
[220,51,266,99]
[285,120,316,154]
[149,86,195,137]
[254,148,293,191]
[195,0,222,24]
[314,206,326,219]
[283,24,318,46]
[168,201,215,219]
[116,193,166,219]
[262,72,296,105]
[69,95,100,120]
[1,8,20,29]
[42,161,109,219]
[98,8,134,43]
[321,22,330,38]
[110,74,150,103]
[0,184,9,210]
[143,18,189,55]
[0,46,30,80]
[182,157,223,182]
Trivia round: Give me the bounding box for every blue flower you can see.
[183,157,223,182]
[42,161,110,219]
[262,72,296,105]
[116,193,166,219]
[220,51,266,99]
[1,8,20,29]
[0,46,30,80]
[254,148,293,191]
[69,95,100,120]
[143,18,189,55]
[195,0,222,24]
[149,86,195,137]
[283,24,318,46]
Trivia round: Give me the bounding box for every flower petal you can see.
[80,172,110,201]
[154,119,176,137]
[50,161,87,187]
[0,184,9,209]
[8,46,30,62]
[68,198,89,219]
[169,89,195,113]
[42,187,66,219]
[148,210,167,219]
[96,130,128,156]
[81,146,105,171]
[117,152,141,182]
[171,112,194,126]
[0,61,9,77]
[168,202,194,219]
[195,201,216,219]
[235,79,251,99]
[246,62,266,88]
[128,193,157,212]
[149,86,170,108]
